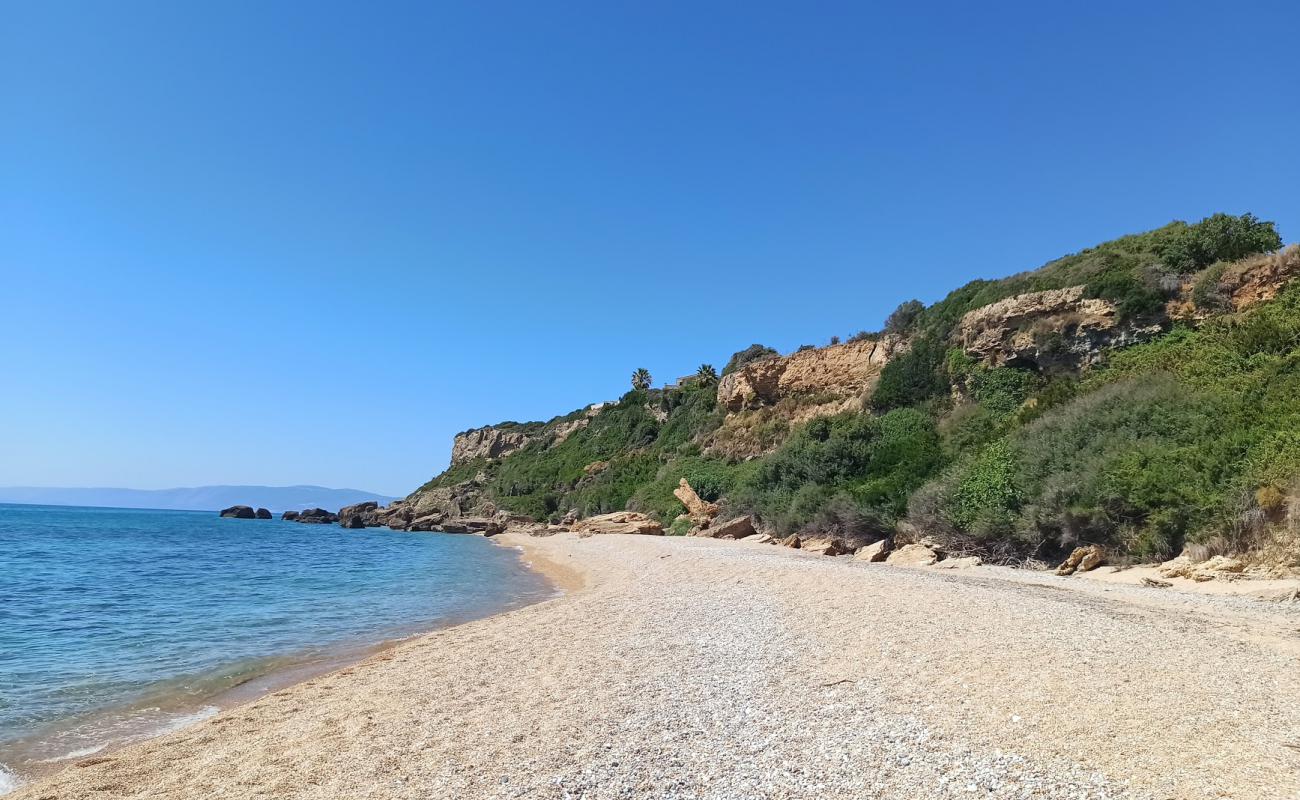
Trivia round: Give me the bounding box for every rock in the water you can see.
[886,543,939,567]
[254,508,272,520]
[408,513,444,532]
[703,515,757,540]
[295,508,339,524]
[435,517,502,535]
[338,501,380,529]
[1056,544,1105,575]
[281,510,300,521]
[934,555,983,569]
[853,540,890,563]
[572,511,664,537]
[219,505,256,519]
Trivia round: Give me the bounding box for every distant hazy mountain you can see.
[0,485,399,513]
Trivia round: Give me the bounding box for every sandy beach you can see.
[12,532,1300,799]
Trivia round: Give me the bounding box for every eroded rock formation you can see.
[450,425,536,465]
[716,336,906,413]
[957,286,1162,369]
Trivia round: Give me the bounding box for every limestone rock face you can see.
[1172,245,1300,319]
[674,479,720,522]
[451,425,535,465]
[885,543,939,567]
[572,511,665,537]
[1221,246,1300,310]
[716,336,906,413]
[219,505,255,519]
[957,286,1162,370]
[1056,544,1106,575]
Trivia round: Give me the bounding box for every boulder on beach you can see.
[572,511,664,537]
[698,515,756,540]
[219,505,256,519]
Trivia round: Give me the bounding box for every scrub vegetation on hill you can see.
[420,213,1298,565]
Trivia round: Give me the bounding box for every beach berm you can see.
[13,532,1300,799]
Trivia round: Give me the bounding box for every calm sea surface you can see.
[0,503,552,791]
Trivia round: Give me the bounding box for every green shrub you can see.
[722,344,778,376]
[871,335,948,411]
[1156,212,1281,273]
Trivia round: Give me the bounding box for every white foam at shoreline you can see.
[0,764,21,796]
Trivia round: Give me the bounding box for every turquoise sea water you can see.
[0,503,552,790]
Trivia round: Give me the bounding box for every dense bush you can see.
[728,409,941,534]
[884,299,924,334]
[722,344,778,376]
[870,335,948,411]
[1156,212,1281,273]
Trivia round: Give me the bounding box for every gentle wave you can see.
[0,503,552,787]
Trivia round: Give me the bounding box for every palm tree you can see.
[631,368,652,391]
[695,363,718,385]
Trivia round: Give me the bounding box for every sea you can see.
[0,503,553,793]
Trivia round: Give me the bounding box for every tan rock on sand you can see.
[699,515,756,540]
[673,479,720,522]
[1056,544,1105,575]
[1159,554,1246,582]
[854,540,890,562]
[886,543,939,567]
[572,511,664,537]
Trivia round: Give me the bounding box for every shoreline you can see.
[11,532,1300,799]
[0,534,566,795]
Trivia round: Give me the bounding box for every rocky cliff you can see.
[706,336,907,459]
[956,286,1163,370]
[716,336,906,412]
[450,425,538,466]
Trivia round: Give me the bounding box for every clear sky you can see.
[2,1,1297,495]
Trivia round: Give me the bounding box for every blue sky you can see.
[2,1,1297,495]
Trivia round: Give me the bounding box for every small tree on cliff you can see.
[631,368,653,391]
[884,299,925,335]
[695,364,718,385]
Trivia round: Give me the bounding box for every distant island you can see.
[0,485,398,513]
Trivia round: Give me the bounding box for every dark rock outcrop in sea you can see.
[293,508,339,524]
[219,505,256,519]
[339,501,380,529]
[255,507,272,519]
[281,510,300,521]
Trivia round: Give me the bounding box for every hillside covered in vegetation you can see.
[411,213,1299,566]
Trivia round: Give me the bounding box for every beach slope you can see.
[13,533,1300,799]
